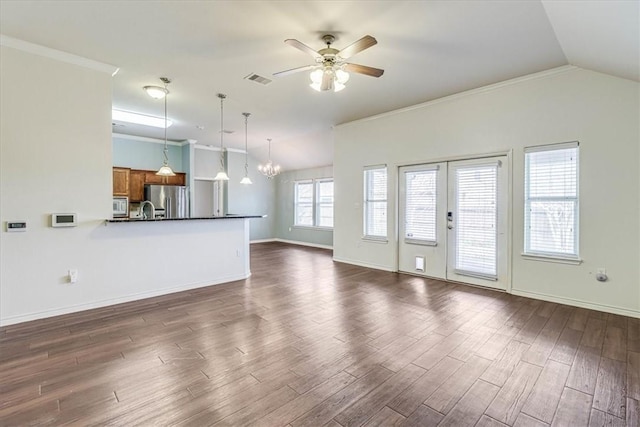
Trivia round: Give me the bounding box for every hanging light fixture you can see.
[213,93,229,181]
[258,138,281,179]
[148,77,176,177]
[240,112,253,185]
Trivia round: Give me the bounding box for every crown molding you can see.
[335,65,580,128]
[194,144,246,154]
[0,34,119,76]
[112,132,185,146]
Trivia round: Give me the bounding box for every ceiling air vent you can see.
[244,73,272,86]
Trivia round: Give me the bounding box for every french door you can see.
[398,156,509,290]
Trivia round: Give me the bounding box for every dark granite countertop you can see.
[106,214,265,223]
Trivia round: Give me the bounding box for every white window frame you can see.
[523,141,580,263]
[363,165,388,241]
[293,178,334,229]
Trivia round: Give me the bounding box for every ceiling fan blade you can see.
[273,64,316,77]
[321,71,333,91]
[344,63,385,78]
[284,39,322,59]
[338,35,377,59]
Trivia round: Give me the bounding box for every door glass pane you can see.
[405,169,437,242]
[455,165,497,276]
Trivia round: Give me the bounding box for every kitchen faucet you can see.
[139,201,155,220]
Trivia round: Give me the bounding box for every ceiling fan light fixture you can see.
[335,69,350,84]
[310,68,323,84]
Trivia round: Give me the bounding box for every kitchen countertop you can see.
[105,214,265,224]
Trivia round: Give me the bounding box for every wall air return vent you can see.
[244,73,272,85]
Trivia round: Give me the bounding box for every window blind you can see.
[404,169,437,243]
[364,167,387,238]
[524,143,578,257]
[455,165,498,277]
[316,180,334,227]
[294,181,314,226]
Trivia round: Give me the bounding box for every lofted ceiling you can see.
[0,1,637,171]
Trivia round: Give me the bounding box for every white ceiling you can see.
[1,1,637,171]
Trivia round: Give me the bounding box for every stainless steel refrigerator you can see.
[144,185,189,219]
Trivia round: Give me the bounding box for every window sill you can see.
[521,253,582,265]
[362,236,388,244]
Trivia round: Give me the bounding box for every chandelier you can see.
[258,138,281,179]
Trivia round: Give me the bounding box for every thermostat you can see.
[6,221,27,232]
[51,213,77,227]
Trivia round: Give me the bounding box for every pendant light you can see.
[213,93,229,181]
[258,138,281,179]
[240,112,253,185]
[149,77,176,177]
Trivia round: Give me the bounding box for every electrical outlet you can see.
[69,269,78,284]
[236,249,240,257]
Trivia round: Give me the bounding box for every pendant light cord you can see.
[244,113,250,175]
[163,82,169,164]
[219,94,226,170]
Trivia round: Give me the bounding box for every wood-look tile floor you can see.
[1,242,638,426]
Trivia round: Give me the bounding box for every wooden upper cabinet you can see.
[112,167,130,196]
[114,167,186,201]
[143,170,186,186]
[129,170,146,202]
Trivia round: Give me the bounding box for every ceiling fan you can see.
[274,34,384,92]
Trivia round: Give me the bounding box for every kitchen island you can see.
[2,214,265,326]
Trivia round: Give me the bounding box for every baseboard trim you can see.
[332,256,396,272]
[251,238,333,250]
[0,272,250,327]
[511,288,639,319]
[250,238,277,244]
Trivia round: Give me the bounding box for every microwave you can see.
[113,196,128,217]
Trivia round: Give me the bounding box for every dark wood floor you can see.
[1,242,638,426]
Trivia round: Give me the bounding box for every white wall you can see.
[0,45,251,326]
[334,67,640,317]
[273,166,334,248]
[227,150,276,240]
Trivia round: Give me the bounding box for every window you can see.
[524,142,579,259]
[364,166,387,239]
[294,180,314,226]
[294,179,334,228]
[404,169,437,244]
[316,179,334,227]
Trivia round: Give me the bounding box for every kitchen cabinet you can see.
[112,167,130,196]
[129,170,146,202]
[113,167,186,200]
[143,170,185,186]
